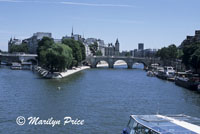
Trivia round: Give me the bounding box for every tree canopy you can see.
[156,44,178,60]
[37,37,54,66]
[89,42,98,55]
[62,38,85,67]
[45,43,73,72]
[37,37,73,72]
[182,42,200,72]
[10,43,28,53]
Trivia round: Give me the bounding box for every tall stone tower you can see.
[115,38,120,56]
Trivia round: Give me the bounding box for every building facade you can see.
[138,43,144,50]
[8,38,22,53]
[23,32,52,54]
[104,39,120,56]
[180,30,200,48]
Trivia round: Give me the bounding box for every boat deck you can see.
[131,114,200,134]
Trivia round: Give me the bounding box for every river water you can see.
[0,65,200,134]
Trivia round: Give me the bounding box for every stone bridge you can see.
[0,53,38,64]
[86,56,163,69]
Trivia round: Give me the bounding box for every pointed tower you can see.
[71,27,74,37]
[115,38,120,52]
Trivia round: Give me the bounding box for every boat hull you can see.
[175,78,198,91]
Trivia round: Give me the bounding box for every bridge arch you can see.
[95,60,109,68]
[113,60,128,68]
[133,61,148,69]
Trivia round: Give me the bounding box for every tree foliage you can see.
[37,37,54,65]
[78,41,86,60]
[37,37,73,72]
[182,42,200,72]
[10,43,28,53]
[156,44,178,60]
[45,43,73,72]
[89,42,98,55]
[62,38,84,67]
[96,50,102,56]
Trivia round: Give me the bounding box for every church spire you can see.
[116,38,119,44]
[71,26,74,36]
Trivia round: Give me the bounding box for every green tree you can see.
[177,49,184,59]
[182,42,200,72]
[37,37,54,66]
[95,50,102,56]
[156,44,178,60]
[10,43,28,53]
[89,42,98,55]
[78,41,86,60]
[167,44,178,60]
[182,43,199,68]
[125,52,131,57]
[45,43,73,72]
[190,47,200,72]
[62,39,82,67]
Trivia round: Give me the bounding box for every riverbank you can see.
[59,66,90,78]
[34,66,90,79]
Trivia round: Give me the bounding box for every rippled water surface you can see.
[1,66,200,134]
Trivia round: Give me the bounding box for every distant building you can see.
[120,50,130,56]
[143,49,157,57]
[8,37,22,53]
[54,39,62,43]
[23,32,52,54]
[180,30,200,48]
[130,43,157,58]
[83,38,97,56]
[105,39,120,56]
[138,43,144,50]
[83,38,106,56]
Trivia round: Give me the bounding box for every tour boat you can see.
[11,62,22,70]
[122,114,200,134]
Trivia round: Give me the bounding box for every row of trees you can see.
[9,43,28,53]
[37,37,86,72]
[156,44,182,61]
[182,42,200,72]
[156,43,200,73]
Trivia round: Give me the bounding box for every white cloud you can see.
[60,1,134,8]
[0,0,23,2]
[0,0,134,8]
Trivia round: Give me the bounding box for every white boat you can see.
[147,71,154,77]
[157,66,175,81]
[11,62,22,70]
[122,114,200,134]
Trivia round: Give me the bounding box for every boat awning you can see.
[131,114,200,134]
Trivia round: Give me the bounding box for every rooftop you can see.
[131,114,200,134]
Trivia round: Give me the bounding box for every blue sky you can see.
[0,0,200,51]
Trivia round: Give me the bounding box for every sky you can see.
[0,0,200,51]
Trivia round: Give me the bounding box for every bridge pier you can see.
[108,63,114,68]
[127,62,133,69]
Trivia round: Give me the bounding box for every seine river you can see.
[1,65,200,134]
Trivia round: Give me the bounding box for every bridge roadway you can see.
[86,56,163,69]
[0,53,38,64]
